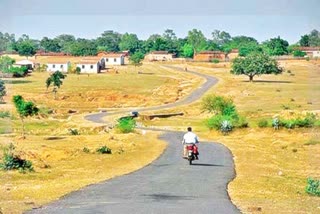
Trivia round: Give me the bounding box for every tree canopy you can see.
[262,36,289,56]
[231,53,283,82]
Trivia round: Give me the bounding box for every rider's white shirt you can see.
[182,132,199,144]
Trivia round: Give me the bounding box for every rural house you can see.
[13,59,34,70]
[296,47,320,58]
[99,53,125,66]
[144,51,174,61]
[194,51,226,62]
[76,57,102,73]
[226,49,239,61]
[46,59,71,73]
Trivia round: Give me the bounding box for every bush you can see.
[202,94,236,116]
[235,115,249,128]
[293,50,306,57]
[83,147,90,153]
[279,113,316,129]
[0,143,33,172]
[221,120,233,134]
[306,178,320,196]
[212,59,220,64]
[258,119,269,127]
[68,128,79,135]
[76,67,81,75]
[116,117,136,133]
[0,111,10,118]
[96,145,112,154]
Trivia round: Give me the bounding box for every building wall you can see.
[46,63,69,72]
[103,57,124,65]
[77,63,100,73]
[145,54,173,61]
[312,51,320,57]
[227,52,239,60]
[194,53,226,62]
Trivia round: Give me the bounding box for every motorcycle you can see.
[186,144,199,165]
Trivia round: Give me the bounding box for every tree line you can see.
[0,29,320,58]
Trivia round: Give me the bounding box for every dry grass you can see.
[0,130,166,213]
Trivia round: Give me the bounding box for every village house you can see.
[76,57,103,73]
[226,49,239,61]
[99,53,125,66]
[194,51,226,62]
[13,59,34,70]
[296,47,320,58]
[144,51,174,61]
[46,59,71,73]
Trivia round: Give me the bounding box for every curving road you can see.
[29,66,240,214]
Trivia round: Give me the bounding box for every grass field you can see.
[141,60,320,213]
[0,60,319,213]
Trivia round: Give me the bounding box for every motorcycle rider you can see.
[182,127,199,159]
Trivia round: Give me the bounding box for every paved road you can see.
[29,66,240,214]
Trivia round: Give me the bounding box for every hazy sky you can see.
[1,0,319,44]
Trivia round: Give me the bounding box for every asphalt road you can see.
[28,66,240,214]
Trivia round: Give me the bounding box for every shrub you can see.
[206,114,226,130]
[96,146,112,154]
[306,178,320,196]
[202,94,236,116]
[116,117,136,133]
[68,128,79,135]
[221,120,233,134]
[272,118,280,129]
[0,143,33,172]
[258,119,269,127]
[212,59,220,64]
[83,147,90,153]
[76,67,81,75]
[235,115,249,128]
[0,111,10,118]
[293,50,306,57]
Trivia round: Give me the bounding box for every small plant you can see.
[305,178,320,196]
[258,119,269,128]
[83,147,90,153]
[304,139,320,146]
[96,145,112,154]
[0,111,10,118]
[272,118,280,130]
[116,117,136,133]
[212,59,220,64]
[0,143,34,172]
[76,67,81,75]
[221,120,233,135]
[69,128,79,135]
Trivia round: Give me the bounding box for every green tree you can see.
[162,29,179,53]
[97,30,121,52]
[15,39,36,58]
[0,56,15,72]
[187,29,207,56]
[40,37,61,52]
[262,36,289,56]
[69,39,97,56]
[231,53,283,82]
[223,36,259,55]
[309,29,320,46]
[46,71,66,99]
[54,34,76,53]
[299,34,310,47]
[211,30,231,46]
[119,33,140,53]
[12,95,38,138]
[293,50,307,57]
[0,79,6,102]
[182,43,194,58]
[0,32,16,52]
[129,52,144,69]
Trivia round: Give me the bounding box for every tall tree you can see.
[55,34,76,53]
[40,37,61,52]
[15,36,36,58]
[119,33,140,53]
[162,29,178,53]
[129,52,144,70]
[46,71,66,99]
[212,30,231,46]
[69,39,97,56]
[182,43,194,58]
[231,53,283,82]
[299,34,310,47]
[97,30,121,52]
[308,29,320,46]
[262,36,289,56]
[12,95,38,138]
[0,32,16,52]
[187,29,207,56]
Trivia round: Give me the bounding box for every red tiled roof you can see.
[150,51,170,54]
[197,51,224,54]
[296,46,320,51]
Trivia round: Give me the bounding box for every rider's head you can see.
[187,127,192,132]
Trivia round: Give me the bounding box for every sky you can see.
[1,0,319,44]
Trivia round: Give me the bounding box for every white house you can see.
[100,53,125,66]
[297,47,320,58]
[13,59,34,70]
[76,58,102,73]
[46,59,71,72]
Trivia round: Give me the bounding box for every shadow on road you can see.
[191,163,224,167]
